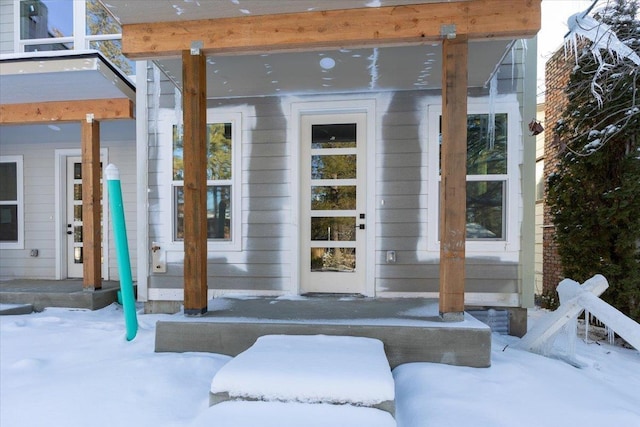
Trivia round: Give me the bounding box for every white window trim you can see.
[0,155,24,250]
[159,108,242,253]
[427,99,521,254]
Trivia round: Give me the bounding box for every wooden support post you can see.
[439,35,468,321]
[81,116,102,291]
[182,48,208,315]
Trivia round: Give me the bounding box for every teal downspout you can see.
[106,164,138,341]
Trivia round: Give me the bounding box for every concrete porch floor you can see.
[156,297,492,368]
[0,279,121,313]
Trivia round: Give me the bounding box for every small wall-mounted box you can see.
[386,250,396,263]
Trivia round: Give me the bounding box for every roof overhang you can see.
[98,0,539,98]
[0,50,135,105]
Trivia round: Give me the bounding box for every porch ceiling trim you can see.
[122,0,541,59]
[0,98,134,125]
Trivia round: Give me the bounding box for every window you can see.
[428,103,519,249]
[17,1,132,74]
[170,113,241,250]
[0,156,24,249]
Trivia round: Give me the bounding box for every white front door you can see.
[300,113,367,294]
[65,157,104,278]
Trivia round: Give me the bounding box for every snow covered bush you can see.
[547,0,640,322]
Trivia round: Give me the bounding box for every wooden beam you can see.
[81,117,102,291]
[122,0,541,59]
[0,99,134,125]
[182,49,208,316]
[439,35,468,321]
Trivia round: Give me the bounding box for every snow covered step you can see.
[193,401,396,427]
[209,334,396,416]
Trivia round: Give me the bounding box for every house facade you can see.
[2,1,541,331]
[0,0,136,286]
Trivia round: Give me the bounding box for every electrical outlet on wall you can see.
[386,251,396,263]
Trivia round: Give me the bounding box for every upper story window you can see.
[0,156,24,250]
[17,0,132,74]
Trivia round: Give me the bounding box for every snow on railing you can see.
[517,275,640,367]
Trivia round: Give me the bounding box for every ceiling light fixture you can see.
[319,57,336,70]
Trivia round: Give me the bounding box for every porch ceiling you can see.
[101,0,523,98]
[154,41,512,98]
[0,50,135,105]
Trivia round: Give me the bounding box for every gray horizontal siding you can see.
[147,74,291,291]
[0,0,14,54]
[0,135,136,281]
[145,75,524,301]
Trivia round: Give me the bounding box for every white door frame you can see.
[290,99,376,297]
[54,149,109,280]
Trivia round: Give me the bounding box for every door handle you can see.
[67,231,73,235]
[355,224,365,230]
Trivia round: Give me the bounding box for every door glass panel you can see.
[311,217,356,241]
[74,163,82,179]
[311,186,356,210]
[74,205,82,222]
[312,155,356,179]
[74,226,83,242]
[74,184,82,201]
[74,247,83,264]
[312,124,357,149]
[311,248,356,272]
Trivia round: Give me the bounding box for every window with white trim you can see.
[0,156,24,249]
[17,0,133,74]
[170,112,242,250]
[428,103,519,250]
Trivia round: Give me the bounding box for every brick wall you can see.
[542,47,574,294]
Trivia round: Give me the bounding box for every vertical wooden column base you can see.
[184,307,208,316]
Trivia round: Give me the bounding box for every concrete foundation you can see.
[144,300,182,314]
[0,279,120,311]
[155,297,492,368]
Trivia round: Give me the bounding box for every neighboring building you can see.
[0,0,136,285]
[2,1,541,333]
[542,46,574,297]
[534,102,545,297]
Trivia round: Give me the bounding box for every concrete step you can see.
[209,335,396,416]
[155,297,492,368]
[0,303,34,315]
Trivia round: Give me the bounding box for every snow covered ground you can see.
[1,304,638,427]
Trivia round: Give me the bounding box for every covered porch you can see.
[109,0,542,318]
